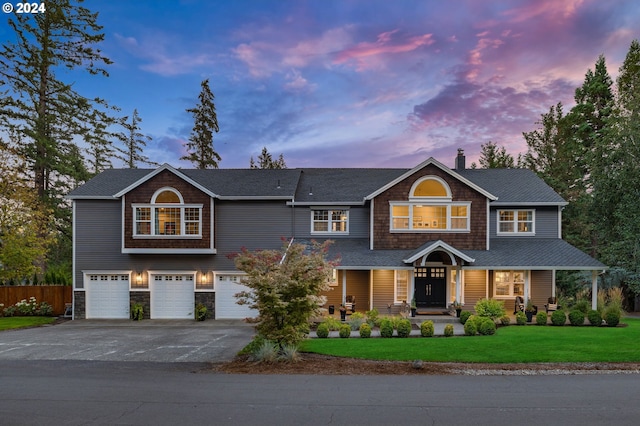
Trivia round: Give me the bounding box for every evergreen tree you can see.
[0,0,114,202]
[472,141,516,168]
[182,79,221,169]
[115,109,155,168]
[250,146,287,169]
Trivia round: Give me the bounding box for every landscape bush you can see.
[587,309,602,326]
[464,318,478,335]
[535,311,547,326]
[339,323,351,338]
[323,317,341,331]
[316,322,329,338]
[251,340,279,363]
[477,317,496,335]
[474,298,506,321]
[359,323,371,338]
[397,319,412,338]
[380,318,394,338]
[459,310,471,324]
[573,299,590,314]
[365,308,379,327]
[568,309,585,326]
[348,312,365,331]
[550,309,567,326]
[2,297,53,317]
[499,315,511,326]
[443,324,454,337]
[515,311,527,325]
[279,344,300,362]
[420,320,435,337]
[604,307,621,327]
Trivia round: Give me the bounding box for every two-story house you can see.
[66,150,606,320]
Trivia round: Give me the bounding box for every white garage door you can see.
[151,274,194,319]
[215,275,257,319]
[85,274,130,319]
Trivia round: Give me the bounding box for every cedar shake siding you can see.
[124,170,212,250]
[373,164,487,250]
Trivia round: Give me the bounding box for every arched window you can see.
[409,176,451,199]
[133,187,202,237]
[390,176,469,232]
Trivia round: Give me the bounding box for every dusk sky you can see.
[4,0,640,169]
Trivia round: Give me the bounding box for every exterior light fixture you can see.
[136,273,142,284]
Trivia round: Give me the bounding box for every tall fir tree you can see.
[0,0,115,274]
[115,109,155,168]
[471,141,516,169]
[182,79,221,169]
[249,146,287,169]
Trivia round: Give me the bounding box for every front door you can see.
[414,267,446,308]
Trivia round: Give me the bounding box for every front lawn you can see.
[0,316,57,331]
[299,318,640,363]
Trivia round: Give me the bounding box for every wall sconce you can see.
[136,273,142,285]
[200,271,209,286]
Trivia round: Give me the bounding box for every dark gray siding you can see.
[489,206,559,239]
[74,199,294,288]
[293,206,370,238]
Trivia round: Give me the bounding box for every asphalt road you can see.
[2,360,640,425]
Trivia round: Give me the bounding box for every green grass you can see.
[0,316,57,331]
[299,318,640,363]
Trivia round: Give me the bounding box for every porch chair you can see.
[514,296,525,314]
[545,297,560,314]
[63,303,73,318]
[345,295,356,313]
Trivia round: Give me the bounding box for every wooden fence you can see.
[0,286,72,316]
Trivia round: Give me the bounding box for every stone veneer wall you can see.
[73,291,85,319]
[130,291,151,319]
[195,292,215,320]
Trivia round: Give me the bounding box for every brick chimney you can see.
[455,148,465,170]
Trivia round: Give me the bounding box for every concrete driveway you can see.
[0,319,255,363]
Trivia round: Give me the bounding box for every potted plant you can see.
[339,304,347,322]
[525,300,536,322]
[410,297,417,317]
[452,300,463,317]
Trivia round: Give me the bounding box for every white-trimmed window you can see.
[133,187,202,238]
[394,270,410,303]
[497,210,534,234]
[311,209,349,234]
[494,271,524,298]
[390,203,470,231]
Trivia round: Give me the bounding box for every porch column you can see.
[369,270,374,311]
[455,266,462,304]
[524,270,530,305]
[592,270,598,310]
[342,270,347,305]
[551,270,556,298]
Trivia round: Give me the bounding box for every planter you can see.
[456,308,462,318]
[328,305,335,315]
[525,311,534,322]
[411,307,416,317]
[340,310,346,321]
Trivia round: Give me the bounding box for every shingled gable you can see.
[113,163,218,198]
[364,157,498,201]
[403,240,475,265]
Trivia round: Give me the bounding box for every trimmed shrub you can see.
[443,324,454,337]
[568,310,585,326]
[365,308,379,326]
[474,298,506,321]
[550,309,566,326]
[573,300,590,314]
[316,322,329,338]
[380,319,394,338]
[324,317,341,331]
[397,319,412,338]
[359,323,372,338]
[499,315,511,326]
[464,319,478,336]
[339,323,351,338]
[459,310,472,325]
[535,311,547,326]
[420,320,435,337]
[515,311,527,325]
[587,309,602,326]
[604,307,621,327]
[477,317,496,335]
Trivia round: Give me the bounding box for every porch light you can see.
[136,273,142,284]
[200,272,208,285]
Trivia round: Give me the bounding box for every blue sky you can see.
[4,0,640,169]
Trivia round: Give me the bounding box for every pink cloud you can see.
[503,0,585,23]
[333,30,435,71]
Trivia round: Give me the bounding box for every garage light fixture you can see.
[136,273,142,284]
[200,271,208,285]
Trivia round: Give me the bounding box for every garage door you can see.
[215,275,257,319]
[85,274,130,319]
[151,274,194,319]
